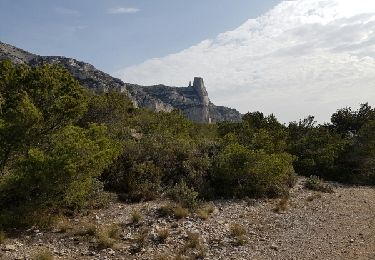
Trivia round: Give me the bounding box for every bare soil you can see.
[1,178,374,260]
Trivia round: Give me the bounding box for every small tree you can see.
[0,60,87,171]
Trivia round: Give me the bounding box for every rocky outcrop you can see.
[0,41,242,123]
[127,78,242,123]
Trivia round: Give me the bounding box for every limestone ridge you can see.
[0,41,242,123]
[0,41,128,94]
[126,78,242,123]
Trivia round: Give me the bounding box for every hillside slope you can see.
[0,41,242,123]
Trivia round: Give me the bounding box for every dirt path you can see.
[1,179,374,259]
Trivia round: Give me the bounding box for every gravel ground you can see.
[1,178,374,260]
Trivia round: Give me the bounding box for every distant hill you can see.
[0,41,242,123]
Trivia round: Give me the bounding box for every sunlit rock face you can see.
[126,77,242,123]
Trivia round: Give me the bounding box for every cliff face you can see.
[127,78,242,123]
[0,41,242,123]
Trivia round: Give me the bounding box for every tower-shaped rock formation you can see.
[192,77,210,123]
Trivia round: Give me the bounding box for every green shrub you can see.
[304,176,334,193]
[79,91,134,138]
[168,181,199,210]
[102,110,214,202]
[337,120,375,185]
[0,124,121,228]
[0,61,87,172]
[0,62,121,228]
[212,143,295,198]
[288,105,375,186]
[127,161,163,201]
[288,123,347,179]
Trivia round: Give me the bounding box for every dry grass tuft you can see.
[131,210,142,224]
[74,222,97,237]
[135,228,149,248]
[173,205,189,219]
[230,223,248,246]
[31,247,54,260]
[196,209,209,220]
[107,223,121,240]
[306,193,322,202]
[157,203,174,217]
[230,223,247,237]
[185,232,201,249]
[177,231,207,259]
[274,197,289,213]
[55,217,72,233]
[157,228,169,243]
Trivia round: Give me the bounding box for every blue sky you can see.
[0,0,280,72]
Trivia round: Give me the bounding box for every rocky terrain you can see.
[1,178,374,260]
[0,41,242,123]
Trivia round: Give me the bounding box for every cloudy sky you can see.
[0,0,279,71]
[119,0,375,122]
[1,0,375,122]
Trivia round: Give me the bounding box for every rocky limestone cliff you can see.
[0,41,242,123]
[126,78,241,123]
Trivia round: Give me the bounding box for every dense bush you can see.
[168,181,199,209]
[0,60,87,171]
[288,104,375,185]
[103,110,213,201]
[0,61,121,228]
[212,143,295,198]
[336,120,375,184]
[79,91,134,139]
[288,120,347,179]
[214,112,296,198]
[218,112,288,153]
[0,125,120,210]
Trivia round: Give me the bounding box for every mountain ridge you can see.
[0,41,242,123]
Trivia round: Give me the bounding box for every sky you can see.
[0,0,280,71]
[1,0,375,123]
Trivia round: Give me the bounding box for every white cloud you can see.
[107,7,140,14]
[116,0,375,123]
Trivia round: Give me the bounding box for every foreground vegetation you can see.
[0,60,374,229]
